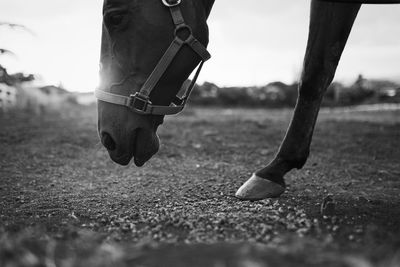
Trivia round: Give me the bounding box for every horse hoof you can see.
[235,174,285,201]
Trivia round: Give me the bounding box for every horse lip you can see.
[134,157,146,167]
[132,129,149,167]
[132,142,156,167]
[133,152,155,167]
[110,153,132,166]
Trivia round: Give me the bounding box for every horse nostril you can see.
[101,132,116,151]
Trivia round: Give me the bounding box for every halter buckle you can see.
[129,92,152,114]
[162,0,181,7]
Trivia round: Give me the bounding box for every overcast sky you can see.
[0,1,399,92]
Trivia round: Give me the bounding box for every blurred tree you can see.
[0,22,31,30]
[0,48,15,57]
[0,22,29,55]
[0,22,34,58]
[0,22,35,84]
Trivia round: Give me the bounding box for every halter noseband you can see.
[95,0,211,115]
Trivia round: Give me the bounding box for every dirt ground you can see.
[0,105,399,266]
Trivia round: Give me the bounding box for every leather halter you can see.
[95,0,211,115]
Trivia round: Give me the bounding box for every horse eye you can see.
[107,14,124,26]
[105,13,126,28]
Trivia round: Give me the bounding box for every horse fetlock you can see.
[255,160,288,186]
[256,155,307,184]
[286,155,308,170]
[255,172,285,188]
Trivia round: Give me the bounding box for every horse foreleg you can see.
[236,0,361,200]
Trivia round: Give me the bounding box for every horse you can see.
[95,0,399,201]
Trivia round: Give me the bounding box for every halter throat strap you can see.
[95,0,211,115]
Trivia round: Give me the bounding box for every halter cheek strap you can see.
[95,0,211,115]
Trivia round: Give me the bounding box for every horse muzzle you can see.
[101,128,160,167]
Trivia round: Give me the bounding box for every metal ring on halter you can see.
[162,0,181,7]
[174,24,193,42]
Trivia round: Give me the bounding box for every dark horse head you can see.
[97,0,214,166]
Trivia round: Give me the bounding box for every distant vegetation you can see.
[187,75,400,108]
[0,64,35,85]
[1,60,399,112]
[0,65,78,114]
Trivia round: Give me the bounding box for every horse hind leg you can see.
[236,0,361,200]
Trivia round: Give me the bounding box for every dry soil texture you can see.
[0,106,399,266]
